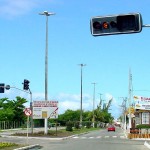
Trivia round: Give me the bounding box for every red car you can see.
[107,125,115,132]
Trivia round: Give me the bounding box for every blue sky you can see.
[0,0,150,119]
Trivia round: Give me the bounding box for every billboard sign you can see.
[33,101,58,119]
[134,96,150,110]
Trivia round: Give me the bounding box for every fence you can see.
[0,121,25,130]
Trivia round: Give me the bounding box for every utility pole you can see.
[78,64,86,127]
[128,68,132,129]
[92,82,97,127]
[120,97,127,131]
[124,97,127,130]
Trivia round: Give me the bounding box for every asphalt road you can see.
[0,127,149,150]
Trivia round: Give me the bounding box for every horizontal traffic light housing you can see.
[90,13,142,36]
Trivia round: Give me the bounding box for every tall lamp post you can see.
[78,64,86,127]
[92,82,97,127]
[39,11,55,134]
[98,93,102,108]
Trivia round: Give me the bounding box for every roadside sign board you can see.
[33,101,58,119]
[134,96,150,110]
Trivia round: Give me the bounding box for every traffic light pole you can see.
[4,86,33,134]
[29,88,33,134]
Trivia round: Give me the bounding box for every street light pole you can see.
[78,64,86,127]
[98,93,102,108]
[39,11,55,134]
[92,82,96,127]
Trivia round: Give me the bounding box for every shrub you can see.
[94,122,98,128]
[66,121,73,131]
[74,121,80,129]
[136,124,150,129]
[86,121,92,128]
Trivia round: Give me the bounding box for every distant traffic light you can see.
[23,79,30,90]
[90,13,142,36]
[0,83,5,93]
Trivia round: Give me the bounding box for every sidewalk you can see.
[123,128,150,149]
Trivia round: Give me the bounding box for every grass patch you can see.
[0,142,25,150]
[12,127,101,138]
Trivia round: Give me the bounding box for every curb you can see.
[144,141,150,149]
[13,144,40,150]
[1,133,86,140]
[1,135,64,140]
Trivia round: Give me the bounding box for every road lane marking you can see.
[105,136,109,138]
[72,135,126,139]
[120,136,126,138]
[112,136,117,138]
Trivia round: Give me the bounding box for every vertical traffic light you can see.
[23,79,30,90]
[0,83,5,93]
[90,13,142,36]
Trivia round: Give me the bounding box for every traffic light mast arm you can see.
[142,24,150,27]
[8,86,31,94]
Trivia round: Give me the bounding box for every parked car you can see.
[107,125,115,132]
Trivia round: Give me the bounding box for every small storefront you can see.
[133,110,150,128]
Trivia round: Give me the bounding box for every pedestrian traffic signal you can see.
[23,79,30,90]
[0,83,5,93]
[90,13,142,36]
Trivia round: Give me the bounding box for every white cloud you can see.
[108,95,123,119]
[105,93,113,101]
[0,0,59,19]
[56,92,92,114]
[0,0,38,18]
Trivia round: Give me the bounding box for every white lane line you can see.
[120,136,126,138]
[112,136,117,138]
[73,136,79,139]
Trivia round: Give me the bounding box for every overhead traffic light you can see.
[23,79,30,90]
[90,13,142,36]
[0,83,5,93]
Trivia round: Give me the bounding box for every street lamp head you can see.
[78,64,86,67]
[81,64,86,67]
[39,11,55,16]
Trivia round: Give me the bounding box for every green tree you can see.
[0,97,27,122]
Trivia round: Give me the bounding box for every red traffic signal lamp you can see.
[90,13,142,36]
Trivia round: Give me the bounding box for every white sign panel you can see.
[134,96,150,110]
[33,101,58,119]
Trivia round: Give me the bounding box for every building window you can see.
[142,112,149,124]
